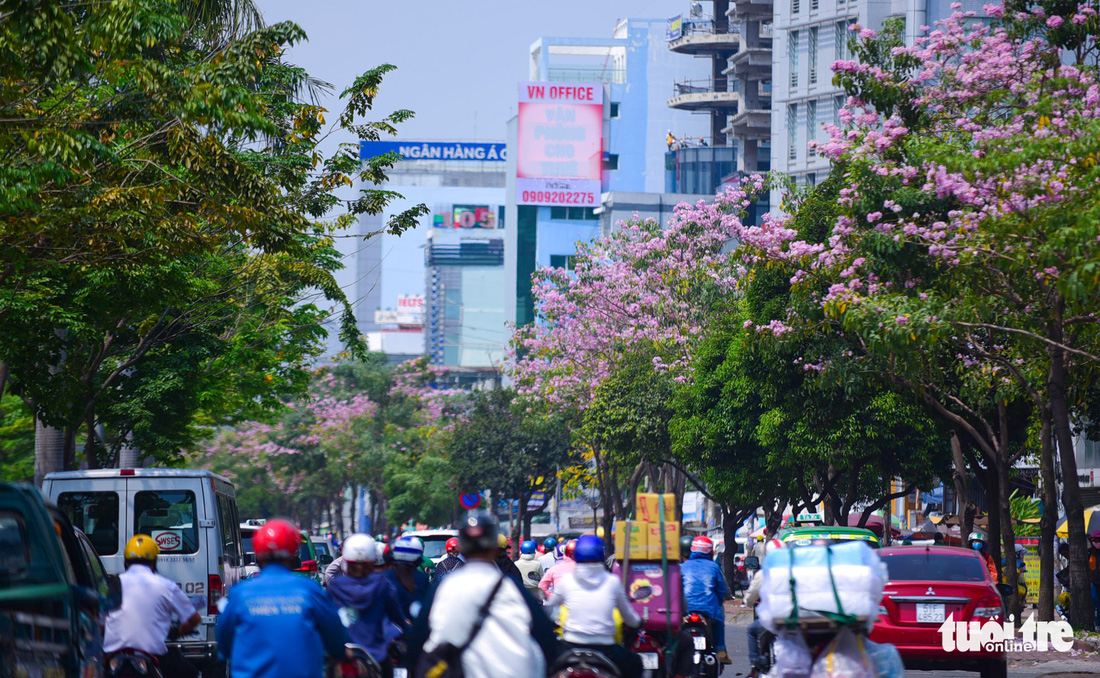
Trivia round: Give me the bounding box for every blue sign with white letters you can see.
[360,141,507,162]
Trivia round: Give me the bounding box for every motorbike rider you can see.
[1089,529,1100,630]
[387,536,430,622]
[538,537,559,571]
[968,531,999,583]
[681,536,730,666]
[514,540,545,599]
[407,513,559,678]
[545,535,643,678]
[216,519,349,678]
[433,537,464,581]
[103,535,203,678]
[745,539,781,678]
[678,535,693,563]
[495,533,525,586]
[326,534,407,670]
[538,540,577,598]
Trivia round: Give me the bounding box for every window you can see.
[609,102,621,118]
[807,100,818,157]
[807,172,817,186]
[789,31,800,89]
[787,104,798,161]
[59,491,120,556]
[836,21,852,61]
[1083,437,1100,468]
[881,553,988,582]
[605,153,620,171]
[0,512,29,573]
[809,27,819,85]
[216,494,241,565]
[77,532,110,598]
[550,207,599,221]
[549,254,576,270]
[134,490,199,554]
[792,0,800,15]
[834,94,845,126]
[811,0,820,10]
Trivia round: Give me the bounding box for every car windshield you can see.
[298,542,313,562]
[134,490,199,554]
[785,536,877,548]
[241,536,253,555]
[313,542,331,558]
[420,537,449,560]
[882,552,988,582]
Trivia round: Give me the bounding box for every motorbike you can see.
[106,650,162,678]
[327,643,383,678]
[631,628,668,678]
[681,612,721,678]
[549,648,622,678]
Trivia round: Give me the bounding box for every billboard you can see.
[667,15,683,40]
[359,141,507,162]
[375,295,424,325]
[433,205,499,229]
[516,82,603,207]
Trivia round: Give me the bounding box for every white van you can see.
[44,468,244,674]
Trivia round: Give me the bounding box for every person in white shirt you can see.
[407,513,558,678]
[544,535,642,678]
[538,537,560,572]
[104,535,202,678]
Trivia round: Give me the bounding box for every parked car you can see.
[0,482,122,678]
[239,520,264,579]
[296,531,323,583]
[401,529,458,564]
[44,468,245,677]
[870,545,1006,678]
[776,525,881,548]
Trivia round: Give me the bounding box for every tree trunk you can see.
[34,419,65,488]
[995,457,1020,619]
[985,465,1003,585]
[118,436,142,468]
[1038,413,1057,621]
[951,433,969,521]
[1048,342,1092,629]
[722,508,740,596]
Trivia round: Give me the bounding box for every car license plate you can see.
[916,603,945,623]
[394,669,408,678]
[640,653,659,670]
[693,636,707,650]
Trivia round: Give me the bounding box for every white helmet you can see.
[764,538,784,556]
[342,533,377,564]
[393,535,425,564]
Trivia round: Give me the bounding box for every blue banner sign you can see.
[360,141,507,162]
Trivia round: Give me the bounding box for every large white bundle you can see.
[757,541,886,633]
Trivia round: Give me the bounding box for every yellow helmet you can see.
[497,533,509,549]
[125,534,160,562]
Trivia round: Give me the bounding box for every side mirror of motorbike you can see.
[103,573,123,612]
[743,555,760,570]
[318,553,334,566]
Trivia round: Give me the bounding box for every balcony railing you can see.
[547,66,626,84]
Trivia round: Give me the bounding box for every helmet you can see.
[124,535,159,562]
[968,531,985,544]
[497,533,510,550]
[445,537,460,555]
[254,519,301,561]
[679,535,694,553]
[756,535,765,542]
[554,543,566,559]
[691,536,714,555]
[393,536,423,564]
[521,540,538,555]
[1089,530,1100,540]
[543,537,558,551]
[458,512,499,555]
[564,539,577,560]
[342,534,377,564]
[574,535,605,563]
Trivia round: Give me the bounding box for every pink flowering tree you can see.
[760,6,1100,623]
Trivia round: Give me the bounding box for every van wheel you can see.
[980,658,1007,678]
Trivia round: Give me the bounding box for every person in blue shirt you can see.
[327,534,407,667]
[386,536,431,623]
[680,535,730,665]
[216,519,349,678]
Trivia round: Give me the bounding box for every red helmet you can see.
[564,539,578,560]
[253,519,301,561]
[691,536,714,555]
[445,537,459,555]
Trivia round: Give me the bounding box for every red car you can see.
[871,546,1007,678]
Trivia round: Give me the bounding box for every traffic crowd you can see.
[105,513,730,678]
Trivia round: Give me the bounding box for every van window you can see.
[134,490,199,554]
[58,492,120,556]
[0,512,30,573]
[216,494,241,564]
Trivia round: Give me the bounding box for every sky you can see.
[255,0,688,143]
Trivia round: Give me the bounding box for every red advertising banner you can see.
[516,82,603,207]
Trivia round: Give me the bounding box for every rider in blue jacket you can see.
[216,520,349,678]
[680,536,730,664]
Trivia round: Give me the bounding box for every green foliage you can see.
[0,397,34,482]
[1009,489,1041,537]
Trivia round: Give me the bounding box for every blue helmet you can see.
[520,539,538,555]
[574,535,605,563]
[543,537,558,550]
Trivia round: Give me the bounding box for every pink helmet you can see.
[690,536,714,555]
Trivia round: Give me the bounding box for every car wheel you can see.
[980,658,1007,678]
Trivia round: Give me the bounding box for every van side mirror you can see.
[743,555,760,570]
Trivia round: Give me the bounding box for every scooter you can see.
[106,650,162,678]
[549,648,622,678]
[682,612,721,678]
[327,644,383,678]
